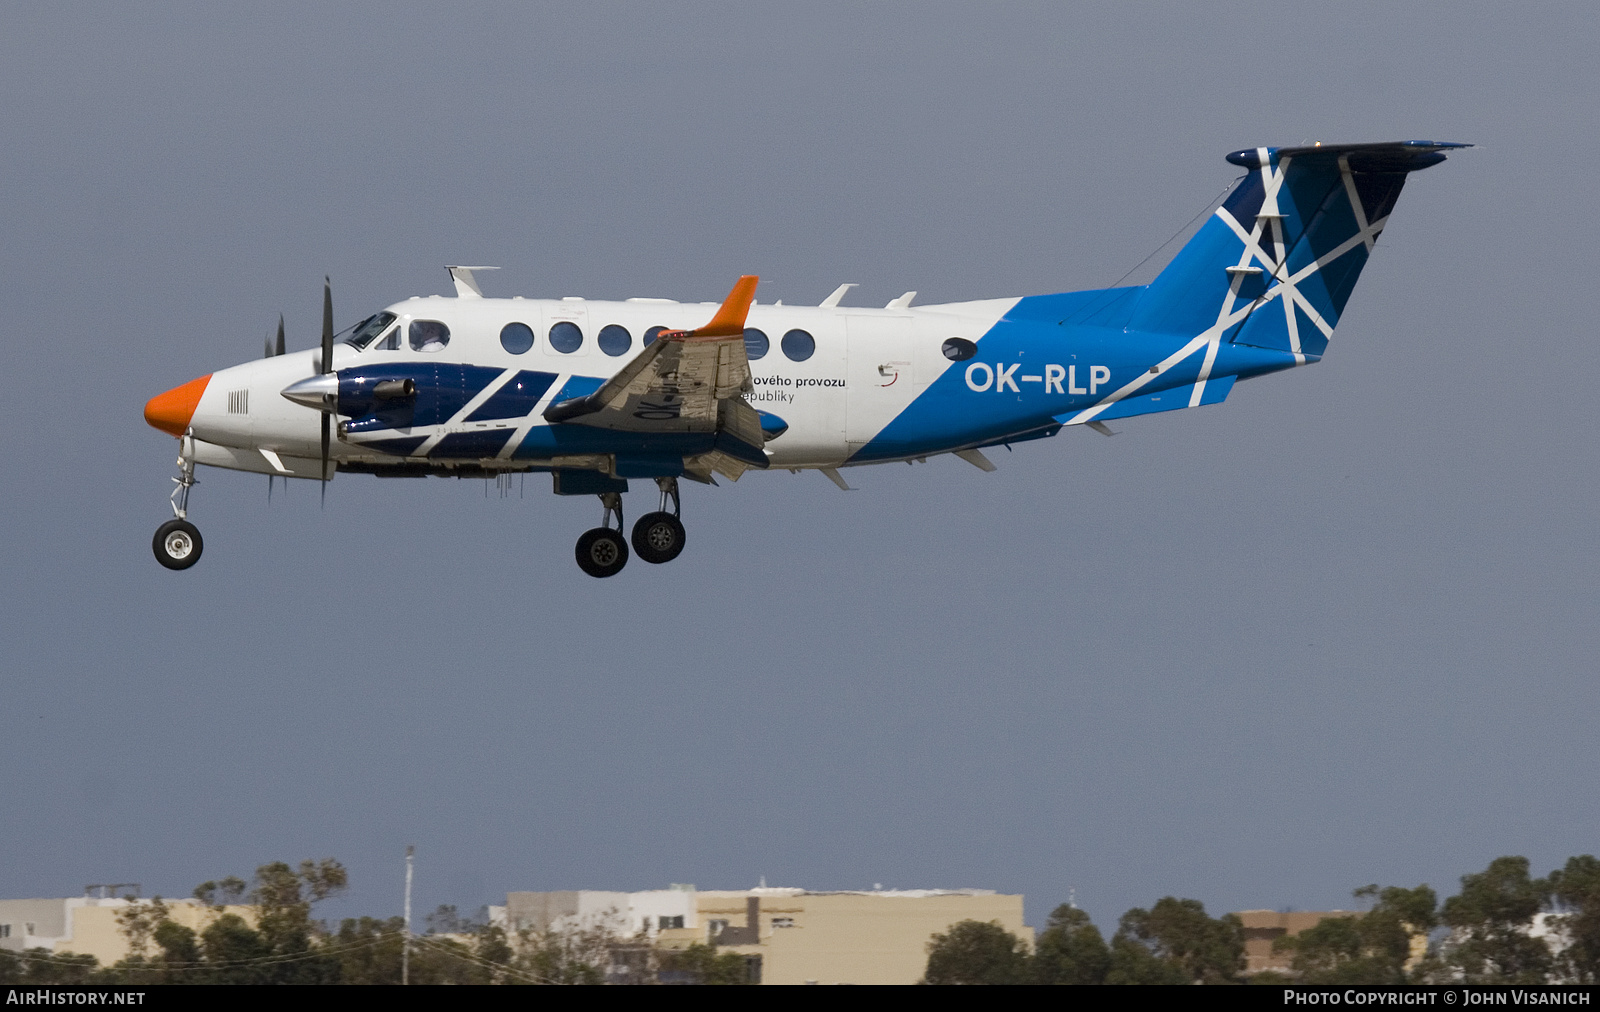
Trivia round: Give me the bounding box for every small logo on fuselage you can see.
[964,363,1109,395]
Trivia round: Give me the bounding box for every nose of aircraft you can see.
[143,374,212,437]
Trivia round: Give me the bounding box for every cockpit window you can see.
[409,320,450,353]
[345,312,398,349]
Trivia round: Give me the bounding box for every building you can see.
[498,884,1029,985]
[0,891,253,966]
[501,887,697,939]
[1234,909,1364,974]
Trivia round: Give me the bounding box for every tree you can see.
[152,920,201,975]
[333,915,500,984]
[112,897,170,962]
[922,919,1031,984]
[238,858,347,983]
[1108,897,1244,984]
[191,876,247,908]
[0,949,99,985]
[1105,934,1192,984]
[520,921,620,984]
[1548,854,1600,983]
[1435,856,1553,984]
[1032,904,1110,984]
[657,942,755,985]
[111,858,350,984]
[1274,884,1437,984]
[199,913,272,985]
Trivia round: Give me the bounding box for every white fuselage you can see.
[183,293,1019,478]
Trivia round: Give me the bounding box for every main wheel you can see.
[575,527,629,578]
[153,519,203,570]
[631,512,686,564]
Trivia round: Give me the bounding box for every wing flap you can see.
[543,276,761,438]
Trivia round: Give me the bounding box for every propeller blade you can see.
[276,314,286,357]
[321,277,333,376]
[320,278,333,501]
[321,412,330,505]
[264,331,272,359]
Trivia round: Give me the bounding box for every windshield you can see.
[344,312,398,349]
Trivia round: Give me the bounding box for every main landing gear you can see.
[575,492,630,578]
[632,477,686,565]
[572,477,687,578]
[153,437,204,571]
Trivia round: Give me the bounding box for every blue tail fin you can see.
[1129,141,1467,357]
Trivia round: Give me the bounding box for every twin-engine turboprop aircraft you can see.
[144,141,1465,576]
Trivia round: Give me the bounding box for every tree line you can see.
[4,852,1595,984]
[924,854,1600,984]
[0,859,754,986]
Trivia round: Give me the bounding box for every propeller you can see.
[264,315,286,500]
[277,279,339,505]
[263,315,286,358]
[320,277,333,504]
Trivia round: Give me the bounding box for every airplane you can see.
[144,140,1466,577]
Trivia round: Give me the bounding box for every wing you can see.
[543,275,768,481]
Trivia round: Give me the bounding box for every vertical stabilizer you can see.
[1129,142,1467,359]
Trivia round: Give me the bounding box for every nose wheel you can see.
[153,435,204,571]
[575,492,630,578]
[154,519,203,570]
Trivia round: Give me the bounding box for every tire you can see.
[631,512,686,564]
[153,519,203,570]
[575,527,629,578]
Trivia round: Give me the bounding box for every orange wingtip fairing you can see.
[143,374,211,437]
[678,275,759,339]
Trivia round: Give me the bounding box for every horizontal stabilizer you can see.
[1225,140,1470,172]
[1059,375,1235,426]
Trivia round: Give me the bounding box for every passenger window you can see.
[598,324,632,357]
[643,326,667,346]
[409,320,450,352]
[781,329,815,362]
[549,321,583,354]
[743,328,769,361]
[501,322,535,355]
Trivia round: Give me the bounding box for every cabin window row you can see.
[354,313,965,366]
[490,322,816,362]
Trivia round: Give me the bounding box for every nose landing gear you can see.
[574,491,629,578]
[632,477,686,565]
[154,519,203,570]
[154,436,204,570]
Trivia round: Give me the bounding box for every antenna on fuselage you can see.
[819,283,857,308]
[446,265,500,298]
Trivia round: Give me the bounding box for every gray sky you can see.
[3,1,1596,933]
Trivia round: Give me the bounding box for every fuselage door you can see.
[845,315,916,452]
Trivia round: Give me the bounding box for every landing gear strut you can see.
[632,477,686,565]
[575,491,629,578]
[154,435,204,570]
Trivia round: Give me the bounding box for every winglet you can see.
[661,275,759,340]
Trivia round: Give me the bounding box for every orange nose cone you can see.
[144,374,212,437]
